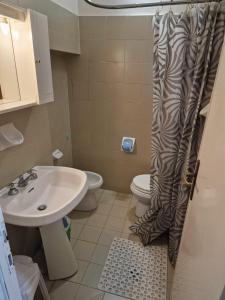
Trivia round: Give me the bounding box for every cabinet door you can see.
[29,10,54,104]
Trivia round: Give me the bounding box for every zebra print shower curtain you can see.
[131,3,225,266]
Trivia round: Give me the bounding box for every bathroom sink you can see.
[0,166,88,227]
[0,166,88,280]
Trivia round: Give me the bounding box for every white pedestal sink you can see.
[0,166,88,280]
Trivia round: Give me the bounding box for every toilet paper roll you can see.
[0,123,24,151]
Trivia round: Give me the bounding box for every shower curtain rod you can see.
[84,0,221,9]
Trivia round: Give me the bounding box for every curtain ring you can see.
[156,0,163,14]
[169,0,173,12]
[160,0,163,13]
[186,0,192,13]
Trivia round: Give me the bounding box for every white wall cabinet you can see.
[0,9,54,114]
[30,10,54,104]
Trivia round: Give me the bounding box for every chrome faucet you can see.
[17,169,38,188]
[6,169,38,196]
[27,169,38,180]
[8,183,19,196]
[18,175,28,187]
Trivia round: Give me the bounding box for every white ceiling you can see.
[50,0,78,14]
[51,0,185,16]
[78,0,184,16]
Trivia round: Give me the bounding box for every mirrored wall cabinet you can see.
[0,4,54,114]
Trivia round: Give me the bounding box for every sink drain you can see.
[37,205,47,211]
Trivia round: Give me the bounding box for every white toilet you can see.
[75,171,103,211]
[130,174,151,217]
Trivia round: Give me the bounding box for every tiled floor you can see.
[46,189,174,300]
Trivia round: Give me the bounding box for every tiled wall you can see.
[47,53,73,167]
[0,52,72,188]
[68,16,153,192]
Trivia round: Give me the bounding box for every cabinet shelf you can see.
[0,100,36,114]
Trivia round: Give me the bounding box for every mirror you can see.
[0,16,20,104]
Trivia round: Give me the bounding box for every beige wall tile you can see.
[125,40,152,63]
[125,63,152,84]
[105,16,153,41]
[70,100,91,152]
[79,39,89,59]
[102,40,125,62]
[47,53,73,167]
[89,82,126,101]
[70,58,89,83]
[89,82,111,100]
[89,62,125,83]
[89,83,153,102]
[88,39,125,63]
[106,17,127,40]
[71,100,91,131]
[80,16,107,40]
[86,39,104,62]
[72,82,89,101]
[125,16,153,40]
[68,16,153,192]
[124,83,152,101]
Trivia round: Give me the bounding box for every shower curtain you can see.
[130,2,225,266]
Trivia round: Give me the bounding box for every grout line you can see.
[74,239,98,246]
[96,227,103,245]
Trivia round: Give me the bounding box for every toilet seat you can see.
[132,174,150,195]
[85,171,103,190]
[130,174,151,217]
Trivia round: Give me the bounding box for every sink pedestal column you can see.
[40,219,78,280]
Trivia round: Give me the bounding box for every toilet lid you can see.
[133,174,150,193]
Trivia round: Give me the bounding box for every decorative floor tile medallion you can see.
[98,238,167,300]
